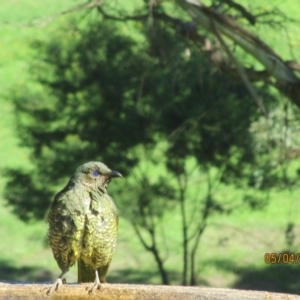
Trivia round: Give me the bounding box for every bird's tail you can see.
[78,259,111,283]
[77,259,95,283]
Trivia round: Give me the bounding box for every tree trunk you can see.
[178,183,188,285]
[133,224,170,285]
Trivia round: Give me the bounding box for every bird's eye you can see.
[92,171,100,177]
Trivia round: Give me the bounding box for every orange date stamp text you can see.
[264,253,300,264]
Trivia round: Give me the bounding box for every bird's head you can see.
[72,161,122,191]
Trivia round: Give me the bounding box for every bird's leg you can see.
[88,270,101,294]
[46,268,68,295]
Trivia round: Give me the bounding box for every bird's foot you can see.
[46,278,64,295]
[87,278,101,295]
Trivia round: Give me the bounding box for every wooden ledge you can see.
[0,282,299,299]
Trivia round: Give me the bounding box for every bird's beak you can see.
[108,170,122,178]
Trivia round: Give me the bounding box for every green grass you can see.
[0,0,300,295]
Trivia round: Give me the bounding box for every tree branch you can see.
[221,0,256,25]
[212,22,268,116]
[175,0,300,107]
[96,8,275,84]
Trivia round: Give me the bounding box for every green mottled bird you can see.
[46,161,122,295]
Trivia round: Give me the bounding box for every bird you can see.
[46,161,122,295]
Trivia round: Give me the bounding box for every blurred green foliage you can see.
[3,15,276,219]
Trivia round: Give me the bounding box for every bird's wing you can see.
[47,188,86,271]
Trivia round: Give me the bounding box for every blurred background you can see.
[1,0,300,294]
